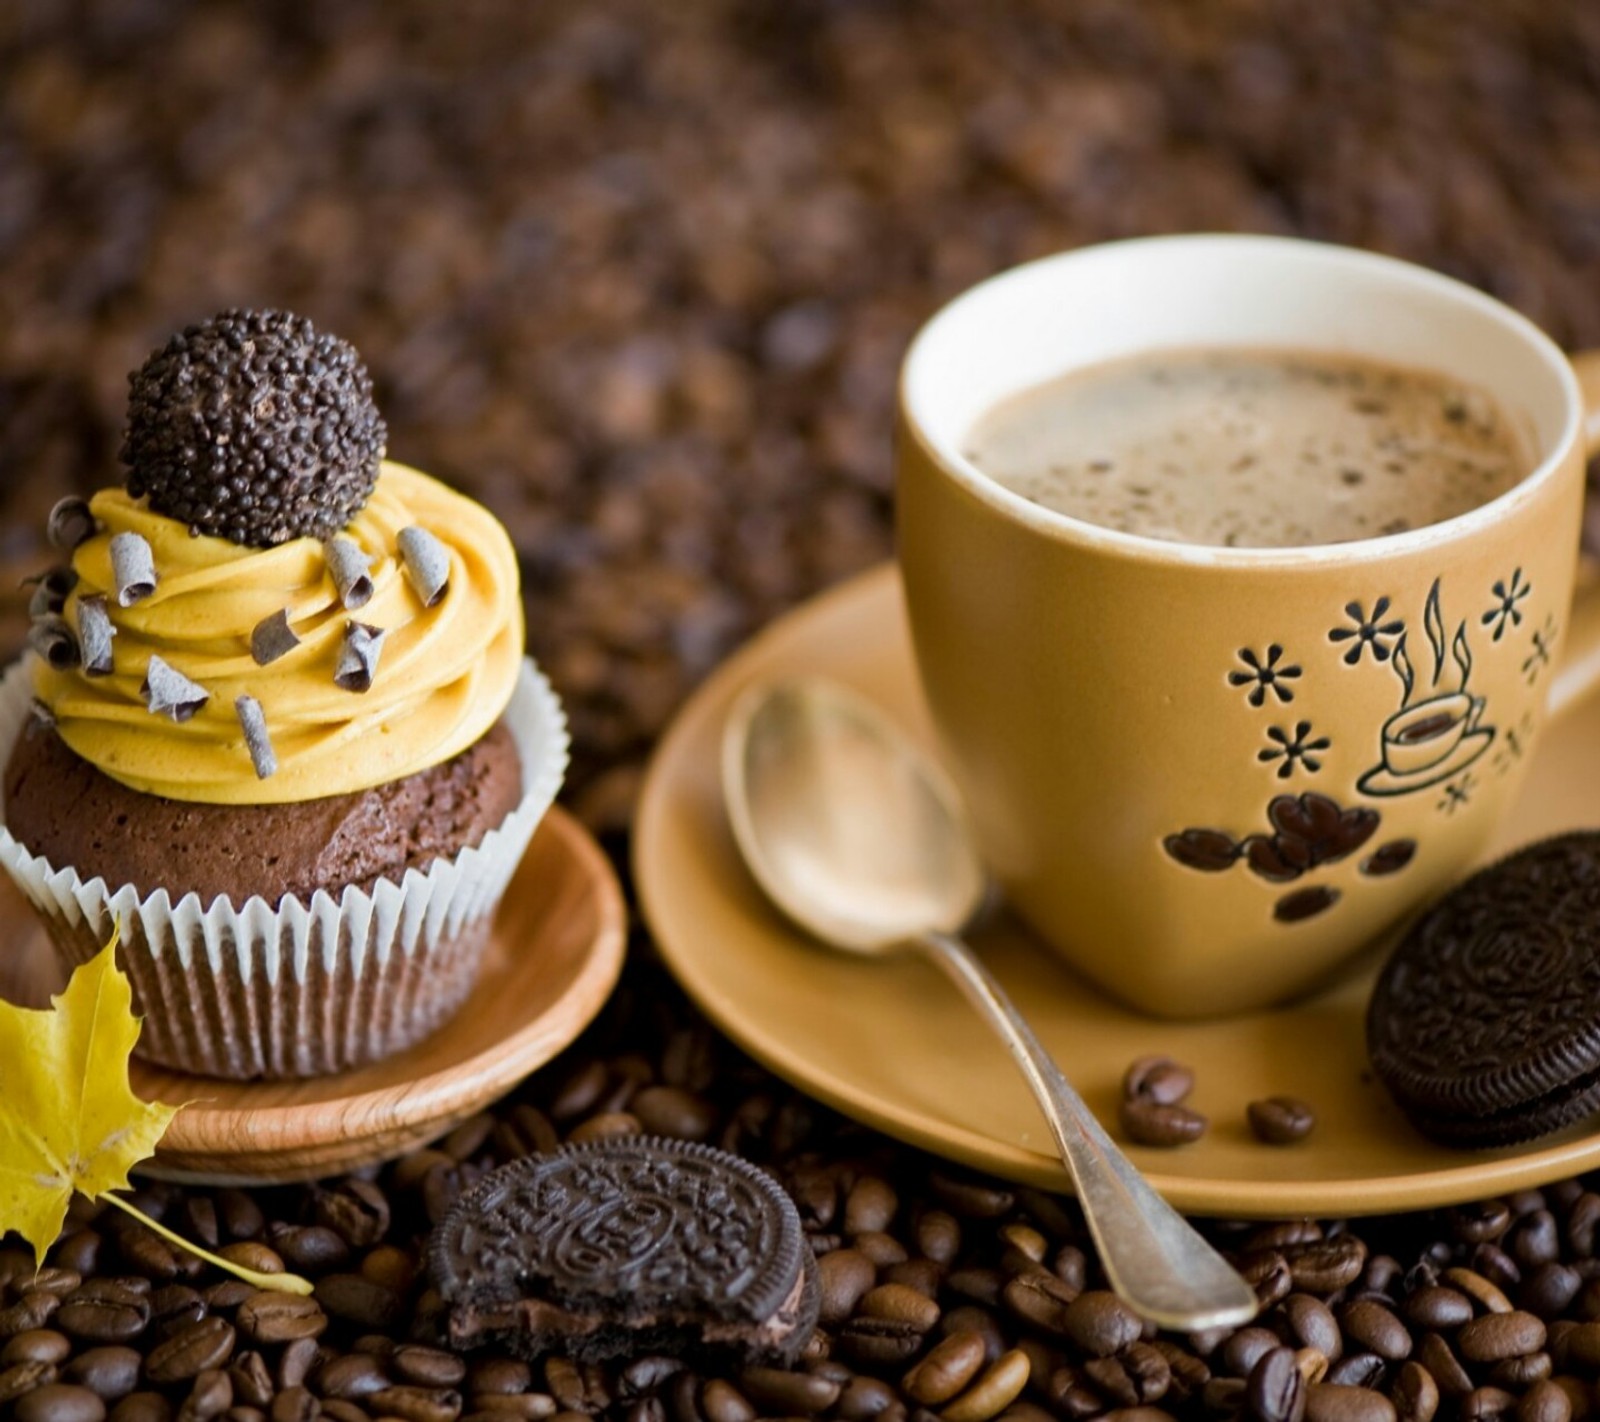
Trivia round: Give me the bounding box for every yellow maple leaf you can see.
[0,934,177,1264]
[0,935,311,1294]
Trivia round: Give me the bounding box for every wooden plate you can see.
[0,806,626,1185]
[637,564,1600,1218]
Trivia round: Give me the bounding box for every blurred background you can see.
[4,0,1600,821]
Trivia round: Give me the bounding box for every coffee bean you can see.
[834,1376,893,1421]
[110,1396,171,1422]
[1248,1098,1317,1145]
[217,1246,283,1279]
[929,1174,1015,1220]
[1324,1356,1386,1390]
[144,1318,237,1384]
[1118,1097,1207,1147]
[1305,1384,1397,1422]
[1524,1267,1584,1322]
[855,1232,911,1268]
[227,1354,273,1411]
[4,1331,72,1366]
[147,1287,205,1343]
[1520,1380,1574,1422]
[941,1350,1030,1422]
[0,1362,60,1404]
[844,1177,899,1237]
[1447,1268,1516,1315]
[268,1389,318,1422]
[1460,1312,1548,1364]
[883,1259,943,1298]
[946,1269,1005,1308]
[1228,1330,1291,1380]
[1291,1240,1368,1294]
[179,1371,233,1422]
[236,1293,327,1345]
[256,1347,301,1396]
[267,1228,350,1276]
[915,1212,961,1266]
[1086,1345,1171,1407]
[942,1308,1007,1366]
[698,1380,753,1422]
[67,1349,143,1401]
[2,1294,64,1336]
[816,1249,876,1327]
[1063,1291,1142,1358]
[201,1285,254,1314]
[316,1355,390,1401]
[1152,1341,1210,1401]
[16,1384,108,1422]
[467,1360,531,1398]
[1244,1254,1295,1310]
[1284,1297,1343,1361]
[861,1283,940,1331]
[367,1388,461,1422]
[1249,1348,1307,1422]
[313,1183,390,1250]
[1416,1333,1474,1396]
[904,1332,987,1404]
[1405,1287,1474,1331]
[1463,1387,1520,1422]
[737,1367,839,1415]
[1390,1361,1438,1422]
[444,1114,497,1162]
[1294,1349,1330,1388]
[314,1277,402,1331]
[1491,1356,1554,1390]
[838,1318,925,1367]
[1002,1270,1075,1334]
[392,1349,467,1390]
[1342,1302,1412,1362]
[1122,1057,1195,1106]
[627,1087,716,1142]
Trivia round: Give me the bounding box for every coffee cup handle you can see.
[1546,350,1600,720]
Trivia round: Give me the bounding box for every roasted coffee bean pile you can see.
[5,0,1600,795]
[8,959,1600,1422]
[9,4,1600,1421]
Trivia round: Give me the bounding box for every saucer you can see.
[0,806,626,1185]
[1355,729,1494,797]
[637,564,1600,1218]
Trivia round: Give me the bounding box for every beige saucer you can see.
[0,807,626,1185]
[637,564,1600,1218]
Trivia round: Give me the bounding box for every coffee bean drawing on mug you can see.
[1354,578,1496,798]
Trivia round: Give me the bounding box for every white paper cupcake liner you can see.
[0,656,569,1080]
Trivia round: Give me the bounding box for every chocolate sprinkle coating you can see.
[430,1137,819,1366]
[334,620,386,693]
[121,308,386,547]
[76,594,116,676]
[1368,831,1600,1147]
[142,652,209,722]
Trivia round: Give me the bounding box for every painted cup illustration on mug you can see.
[1357,579,1494,796]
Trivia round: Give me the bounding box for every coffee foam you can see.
[964,348,1532,549]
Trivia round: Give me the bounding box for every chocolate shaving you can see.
[235,695,277,780]
[76,595,116,677]
[398,525,451,607]
[334,620,386,693]
[26,567,78,618]
[27,616,79,670]
[142,653,209,723]
[325,536,375,610]
[251,609,301,666]
[47,497,96,552]
[110,531,158,606]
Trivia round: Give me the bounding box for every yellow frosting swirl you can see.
[35,462,524,805]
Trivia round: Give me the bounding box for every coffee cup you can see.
[897,234,1600,1017]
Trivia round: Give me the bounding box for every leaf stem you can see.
[101,1192,314,1296]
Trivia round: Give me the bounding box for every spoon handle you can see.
[917,931,1259,1331]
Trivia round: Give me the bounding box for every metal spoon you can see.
[722,677,1258,1331]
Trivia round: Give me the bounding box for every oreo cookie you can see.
[428,1138,820,1364]
[1367,832,1600,1147]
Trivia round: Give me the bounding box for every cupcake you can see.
[0,310,567,1080]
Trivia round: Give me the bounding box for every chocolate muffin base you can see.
[3,716,525,909]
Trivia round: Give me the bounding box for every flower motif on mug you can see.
[1438,773,1476,815]
[1491,711,1536,776]
[1523,614,1558,685]
[1481,568,1530,642]
[1258,721,1331,780]
[1228,644,1301,707]
[1328,597,1405,665]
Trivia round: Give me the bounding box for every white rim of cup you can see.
[899,233,1583,570]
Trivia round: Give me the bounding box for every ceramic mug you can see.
[897,234,1600,1018]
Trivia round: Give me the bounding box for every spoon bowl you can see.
[722,675,1258,1331]
[723,680,985,953]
